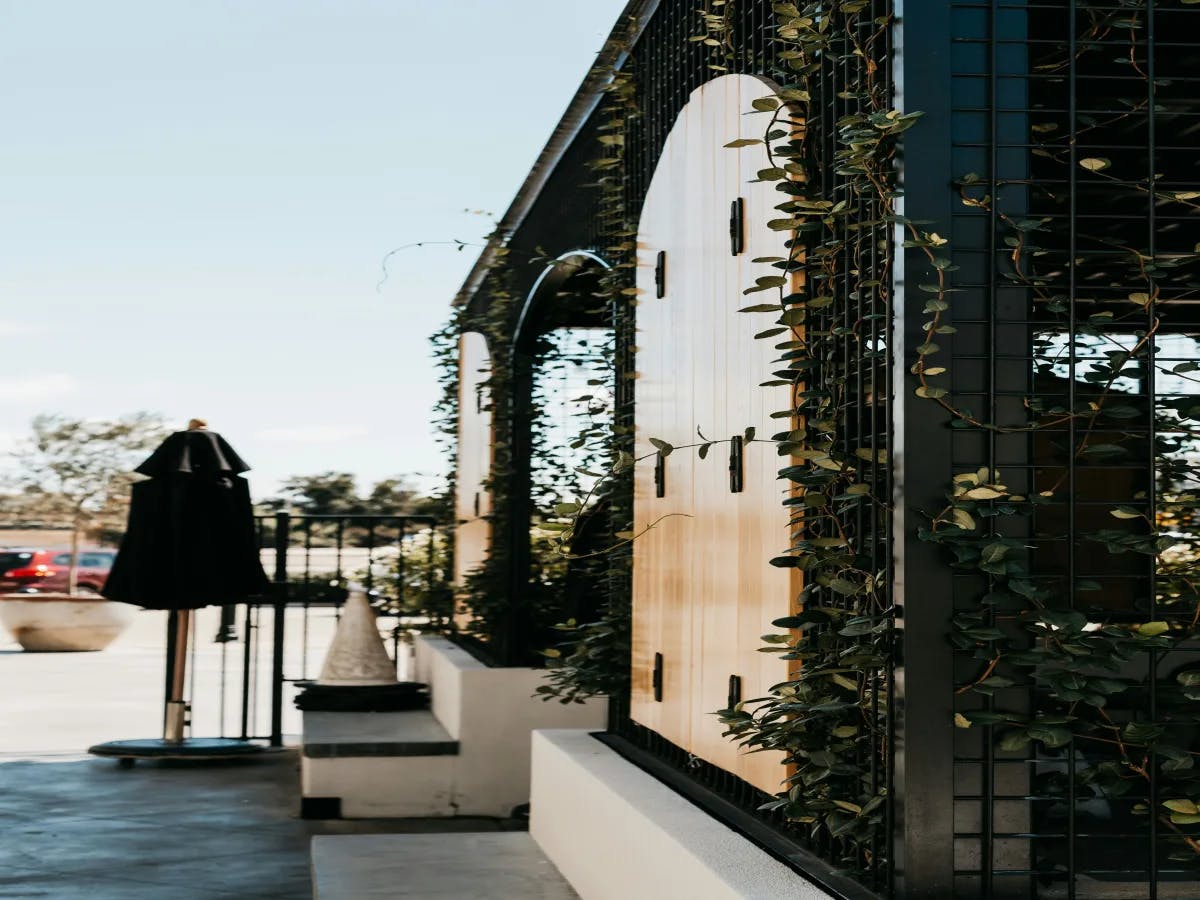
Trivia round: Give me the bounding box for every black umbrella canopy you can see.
[102,426,270,610]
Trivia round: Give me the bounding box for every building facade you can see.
[446,2,1200,897]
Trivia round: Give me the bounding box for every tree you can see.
[365,477,427,515]
[8,413,168,593]
[258,472,435,548]
[264,472,429,517]
[269,471,365,517]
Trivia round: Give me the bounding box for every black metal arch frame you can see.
[495,250,613,665]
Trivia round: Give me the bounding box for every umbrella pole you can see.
[164,609,191,743]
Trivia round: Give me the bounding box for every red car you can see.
[0,548,117,594]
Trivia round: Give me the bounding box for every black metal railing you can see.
[173,512,444,747]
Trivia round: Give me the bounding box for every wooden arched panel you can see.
[454,331,493,604]
[630,74,799,794]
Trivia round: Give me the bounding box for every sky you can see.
[0,0,628,501]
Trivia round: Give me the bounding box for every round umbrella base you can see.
[88,737,271,766]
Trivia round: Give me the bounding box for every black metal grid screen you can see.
[946,2,1200,897]
[607,2,897,897]
[466,1,1199,896]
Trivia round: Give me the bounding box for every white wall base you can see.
[413,635,607,817]
[530,729,834,900]
[303,754,457,818]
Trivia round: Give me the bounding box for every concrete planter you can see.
[0,592,135,652]
[300,634,608,818]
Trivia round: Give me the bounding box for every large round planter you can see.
[0,593,135,652]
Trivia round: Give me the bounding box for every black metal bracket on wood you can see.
[473,492,481,517]
[729,198,745,255]
[652,652,664,702]
[654,451,666,498]
[655,250,666,298]
[727,674,742,710]
[729,435,744,493]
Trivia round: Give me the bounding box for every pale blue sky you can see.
[0,0,627,499]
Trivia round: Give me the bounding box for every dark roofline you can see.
[452,0,662,309]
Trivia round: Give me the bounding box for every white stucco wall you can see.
[530,729,834,900]
[414,635,608,817]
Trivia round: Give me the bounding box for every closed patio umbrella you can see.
[90,420,271,762]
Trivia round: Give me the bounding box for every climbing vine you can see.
[538,22,640,703]
[713,0,1200,880]
[429,22,640,675]
[434,0,1200,884]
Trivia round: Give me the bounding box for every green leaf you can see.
[998,730,1032,752]
[1137,621,1170,637]
[724,138,762,148]
[951,508,977,530]
[963,487,1005,501]
[649,438,674,457]
[1164,799,1199,815]
[980,543,1009,564]
[1028,724,1072,749]
[1079,157,1111,172]
[961,710,1018,725]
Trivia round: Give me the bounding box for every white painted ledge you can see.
[530,729,834,900]
[312,833,578,899]
[409,635,608,817]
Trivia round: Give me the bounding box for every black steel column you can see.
[269,512,289,747]
[891,1,957,895]
[504,346,535,667]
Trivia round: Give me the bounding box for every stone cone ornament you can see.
[317,586,397,686]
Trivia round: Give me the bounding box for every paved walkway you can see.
[0,752,515,899]
[0,607,513,899]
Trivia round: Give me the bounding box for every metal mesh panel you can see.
[946,3,1200,897]
[608,2,896,896]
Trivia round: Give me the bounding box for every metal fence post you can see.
[269,512,290,747]
[891,5,958,895]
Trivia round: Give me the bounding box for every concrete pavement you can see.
[0,602,507,899]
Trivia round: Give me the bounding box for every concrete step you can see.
[301,710,459,818]
[311,832,578,899]
[302,710,458,759]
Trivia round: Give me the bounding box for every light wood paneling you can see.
[454,332,493,623]
[631,75,800,795]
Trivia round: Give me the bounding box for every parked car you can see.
[0,548,116,594]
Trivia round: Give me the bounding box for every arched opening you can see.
[627,74,799,793]
[501,252,616,665]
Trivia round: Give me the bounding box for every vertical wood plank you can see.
[630,76,800,795]
[454,332,494,629]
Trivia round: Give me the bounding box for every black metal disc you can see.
[87,738,269,760]
[293,680,430,712]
